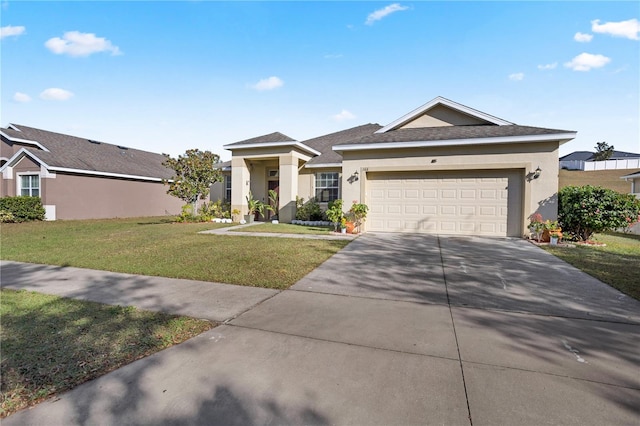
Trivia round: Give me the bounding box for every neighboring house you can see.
[0,124,183,220]
[216,96,576,237]
[620,171,640,235]
[560,150,640,170]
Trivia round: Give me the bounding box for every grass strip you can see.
[542,232,640,301]
[231,223,335,235]
[0,217,349,289]
[0,289,214,417]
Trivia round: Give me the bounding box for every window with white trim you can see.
[20,174,40,197]
[225,175,232,202]
[315,172,339,202]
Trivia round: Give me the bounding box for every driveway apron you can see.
[3,234,640,425]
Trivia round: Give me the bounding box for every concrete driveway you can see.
[3,234,639,425]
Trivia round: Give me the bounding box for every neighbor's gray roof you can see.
[2,124,175,180]
[560,150,640,162]
[333,125,575,147]
[305,123,382,165]
[225,131,296,146]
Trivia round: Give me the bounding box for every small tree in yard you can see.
[558,185,640,241]
[592,141,614,161]
[162,149,222,213]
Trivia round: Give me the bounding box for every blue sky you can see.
[2,1,639,160]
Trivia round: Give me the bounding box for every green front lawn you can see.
[0,289,214,417]
[542,232,640,301]
[0,217,349,289]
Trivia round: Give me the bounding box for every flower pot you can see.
[244,215,254,224]
[341,228,347,234]
[550,236,558,246]
[345,221,356,234]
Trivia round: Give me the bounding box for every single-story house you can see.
[0,124,183,220]
[620,171,640,235]
[621,171,640,198]
[560,150,640,170]
[212,97,576,237]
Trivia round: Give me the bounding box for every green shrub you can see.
[199,200,230,221]
[295,197,323,221]
[558,185,640,241]
[0,196,46,222]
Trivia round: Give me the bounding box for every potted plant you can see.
[545,220,562,245]
[245,191,261,223]
[268,189,279,222]
[340,217,347,234]
[349,201,369,234]
[325,199,344,232]
[528,213,545,242]
[231,208,241,223]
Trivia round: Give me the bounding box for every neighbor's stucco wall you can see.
[340,141,561,235]
[44,173,184,220]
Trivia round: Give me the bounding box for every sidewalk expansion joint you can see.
[225,323,461,363]
[438,235,473,426]
[222,290,283,325]
[460,359,640,391]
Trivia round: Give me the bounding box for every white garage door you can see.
[367,171,517,236]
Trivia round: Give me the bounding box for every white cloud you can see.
[564,53,611,71]
[332,109,356,122]
[537,62,557,70]
[508,73,524,81]
[251,76,284,91]
[591,18,640,40]
[366,3,409,25]
[45,31,122,57]
[13,92,31,103]
[1,25,25,39]
[574,32,593,42]
[40,88,74,101]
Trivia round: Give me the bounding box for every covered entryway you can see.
[366,170,523,236]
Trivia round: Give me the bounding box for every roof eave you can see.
[305,162,342,169]
[223,141,321,156]
[333,132,578,152]
[0,130,50,152]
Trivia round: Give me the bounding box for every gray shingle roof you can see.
[304,123,382,165]
[560,150,640,162]
[2,124,174,180]
[225,132,296,146]
[334,125,574,147]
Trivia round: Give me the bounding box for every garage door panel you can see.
[367,171,520,236]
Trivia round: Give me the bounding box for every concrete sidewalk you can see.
[0,261,278,322]
[2,234,639,425]
[199,222,358,240]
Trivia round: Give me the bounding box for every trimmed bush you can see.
[0,196,46,222]
[558,185,640,241]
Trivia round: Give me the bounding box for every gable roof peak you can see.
[376,96,514,134]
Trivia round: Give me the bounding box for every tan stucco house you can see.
[214,97,576,237]
[0,124,183,220]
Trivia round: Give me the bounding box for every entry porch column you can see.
[231,156,251,218]
[278,154,298,223]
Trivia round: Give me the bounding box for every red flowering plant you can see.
[528,213,545,242]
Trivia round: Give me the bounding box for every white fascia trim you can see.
[304,162,342,169]
[0,148,166,181]
[333,132,578,152]
[0,130,50,152]
[376,96,513,134]
[0,148,48,172]
[47,166,165,182]
[621,172,640,180]
[223,141,321,156]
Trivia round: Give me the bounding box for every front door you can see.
[268,180,279,220]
